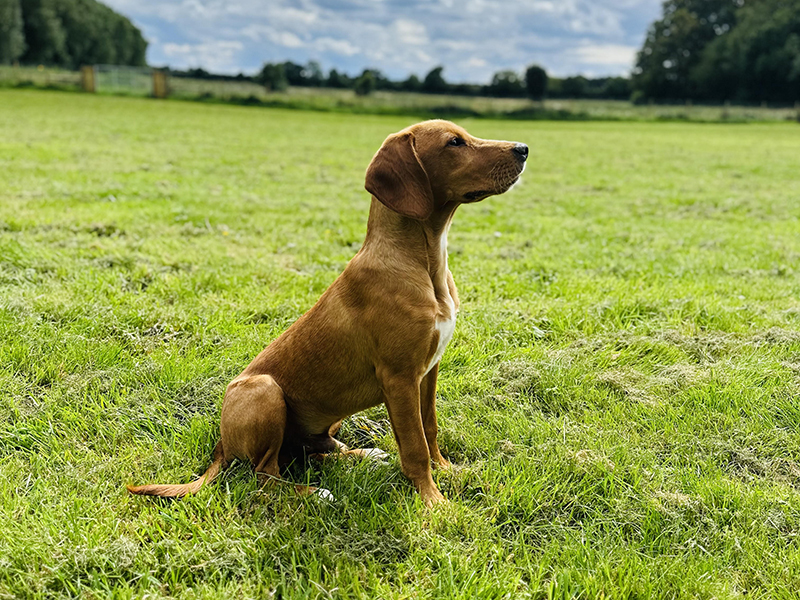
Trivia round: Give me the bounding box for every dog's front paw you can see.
[420,487,446,508]
[433,456,451,470]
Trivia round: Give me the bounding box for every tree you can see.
[19,0,67,65]
[112,15,146,66]
[599,76,631,100]
[487,70,525,97]
[281,61,305,86]
[302,60,324,86]
[19,0,146,68]
[326,68,349,88]
[353,69,375,96]
[632,0,741,100]
[362,68,391,90]
[634,0,800,102]
[561,75,588,98]
[0,0,26,63]
[524,64,548,100]
[257,62,288,91]
[400,73,422,92]
[693,0,800,102]
[57,0,116,65]
[422,66,447,93]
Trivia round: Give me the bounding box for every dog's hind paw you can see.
[360,448,390,463]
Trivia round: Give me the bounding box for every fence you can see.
[80,65,167,98]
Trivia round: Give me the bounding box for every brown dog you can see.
[128,119,528,506]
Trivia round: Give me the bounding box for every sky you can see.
[103,0,663,82]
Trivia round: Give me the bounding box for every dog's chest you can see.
[425,296,456,375]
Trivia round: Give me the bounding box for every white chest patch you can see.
[425,299,456,375]
[425,224,457,375]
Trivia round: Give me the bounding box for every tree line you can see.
[252,61,632,101]
[0,0,146,68]
[633,0,800,103]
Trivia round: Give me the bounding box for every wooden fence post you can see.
[152,70,168,99]
[81,66,96,93]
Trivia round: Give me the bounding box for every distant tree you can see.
[19,0,146,68]
[692,0,800,102]
[633,0,800,102]
[353,69,375,96]
[257,62,288,91]
[281,61,305,85]
[19,0,67,65]
[362,68,393,90]
[546,77,563,97]
[487,70,525,97]
[422,66,447,93]
[687,30,739,101]
[326,68,350,88]
[302,60,324,86]
[186,68,210,79]
[57,0,114,65]
[561,75,588,98]
[449,82,482,96]
[0,0,26,63]
[633,0,741,100]
[598,76,631,100]
[524,64,548,100]
[400,73,422,92]
[112,15,146,65]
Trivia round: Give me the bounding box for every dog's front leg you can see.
[381,373,445,506]
[420,364,450,469]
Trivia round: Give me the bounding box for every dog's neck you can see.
[363,198,457,295]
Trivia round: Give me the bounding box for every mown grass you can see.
[1,88,800,599]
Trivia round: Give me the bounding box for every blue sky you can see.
[104,0,663,82]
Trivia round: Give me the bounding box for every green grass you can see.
[1,88,800,599]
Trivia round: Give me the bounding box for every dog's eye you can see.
[447,137,466,147]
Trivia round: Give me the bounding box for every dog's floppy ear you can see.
[365,132,434,220]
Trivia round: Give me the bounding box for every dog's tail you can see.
[127,441,226,498]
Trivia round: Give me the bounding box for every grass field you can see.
[1,89,800,598]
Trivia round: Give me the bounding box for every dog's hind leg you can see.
[222,375,332,499]
[221,375,286,483]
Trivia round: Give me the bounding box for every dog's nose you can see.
[512,143,528,161]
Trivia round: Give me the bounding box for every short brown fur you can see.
[128,120,527,506]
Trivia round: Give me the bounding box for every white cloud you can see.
[391,19,428,46]
[268,31,305,49]
[162,40,244,71]
[568,44,639,68]
[314,38,360,57]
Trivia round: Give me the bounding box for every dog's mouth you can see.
[464,189,493,201]
[463,162,525,201]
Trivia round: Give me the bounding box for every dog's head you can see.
[365,120,527,220]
